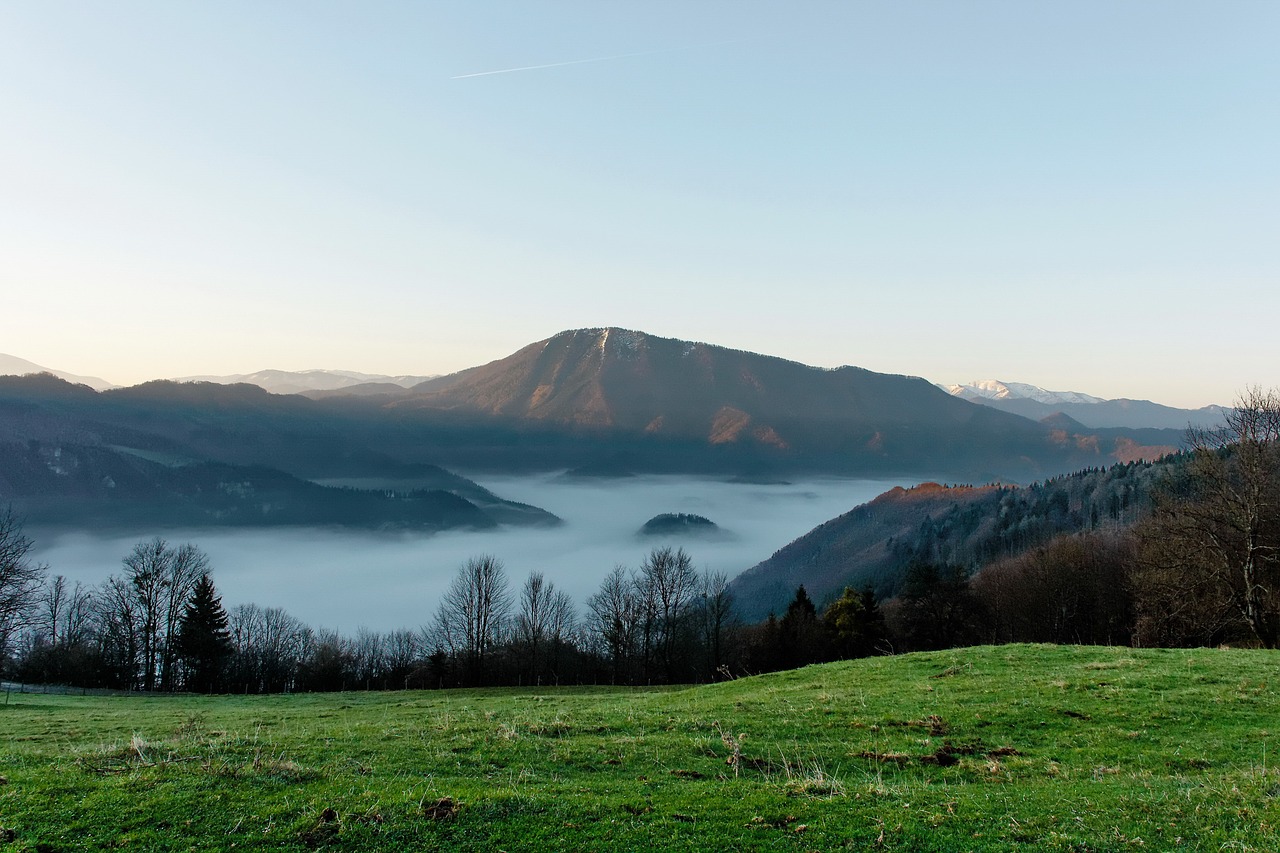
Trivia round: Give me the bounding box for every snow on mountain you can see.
[943,380,1105,406]
[940,379,1228,431]
[0,353,118,391]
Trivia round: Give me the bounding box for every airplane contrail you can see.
[451,40,740,80]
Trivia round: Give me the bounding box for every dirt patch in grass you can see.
[422,797,459,821]
[299,807,340,849]
[885,714,949,736]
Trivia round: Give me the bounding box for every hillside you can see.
[731,458,1177,621]
[0,375,558,531]
[2,645,1277,851]
[0,441,549,531]
[373,328,1171,478]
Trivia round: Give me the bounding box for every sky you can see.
[0,1,1276,408]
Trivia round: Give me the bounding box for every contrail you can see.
[451,40,739,80]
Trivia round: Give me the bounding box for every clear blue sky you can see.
[1,1,1275,407]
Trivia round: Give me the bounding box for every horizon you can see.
[0,328,1238,411]
[2,2,1276,410]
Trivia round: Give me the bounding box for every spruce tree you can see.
[176,573,232,693]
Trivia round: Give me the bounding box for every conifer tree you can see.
[177,573,232,693]
[779,585,826,668]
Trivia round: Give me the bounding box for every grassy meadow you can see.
[2,644,1279,851]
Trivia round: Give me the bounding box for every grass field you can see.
[2,645,1279,851]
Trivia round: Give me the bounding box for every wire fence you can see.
[2,680,167,700]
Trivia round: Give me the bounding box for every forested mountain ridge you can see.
[0,441,505,531]
[730,458,1177,621]
[0,374,559,531]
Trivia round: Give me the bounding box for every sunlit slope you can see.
[730,461,1172,620]
[397,327,1101,477]
[3,645,1278,851]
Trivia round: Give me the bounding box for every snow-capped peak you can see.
[943,380,1105,406]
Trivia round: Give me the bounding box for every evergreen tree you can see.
[176,574,232,693]
[778,585,826,668]
[893,562,983,651]
[823,586,889,659]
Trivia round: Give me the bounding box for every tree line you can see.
[2,388,1278,691]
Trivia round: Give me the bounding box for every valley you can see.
[30,473,905,633]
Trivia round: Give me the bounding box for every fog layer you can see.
[31,474,915,632]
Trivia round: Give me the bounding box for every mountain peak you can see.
[389,328,1083,476]
[945,379,1104,406]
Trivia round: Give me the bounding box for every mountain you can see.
[0,374,559,531]
[942,380,1228,431]
[0,353,117,391]
[729,459,1178,621]
[0,330,1193,529]
[365,328,1165,479]
[172,368,437,395]
[0,441,502,531]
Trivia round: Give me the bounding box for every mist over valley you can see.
[29,473,906,633]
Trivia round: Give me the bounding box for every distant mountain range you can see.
[942,380,1228,431]
[172,369,438,395]
[0,329,1209,534]
[0,353,117,392]
[2,348,1226,435]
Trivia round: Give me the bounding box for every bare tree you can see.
[160,544,208,690]
[513,572,577,685]
[431,555,512,686]
[697,569,736,679]
[227,603,313,693]
[587,565,641,684]
[351,626,386,689]
[120,538,207,691]
[638,547,698,682]
[0,507,46,663]
[94,575,142,688]
[383,628,420,689]
[35,575,96,647]
[1136,388,1280,646]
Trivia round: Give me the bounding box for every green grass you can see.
[3,645,1280,851]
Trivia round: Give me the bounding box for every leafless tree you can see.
[120,538,207,691]
[351,626,386,689]
[35,575,96,647]
[587,565,641,684]
[0,506,46,662]
[1136,387,1280,646]
[431,555,512,685]
[383,628,420,688]
[227,603,313,693]
[697,569,736,679]
[513,572,577,685]
[94,575,142,688]
[638,547,698,682]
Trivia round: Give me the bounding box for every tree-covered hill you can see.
[731,458,1181,621]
